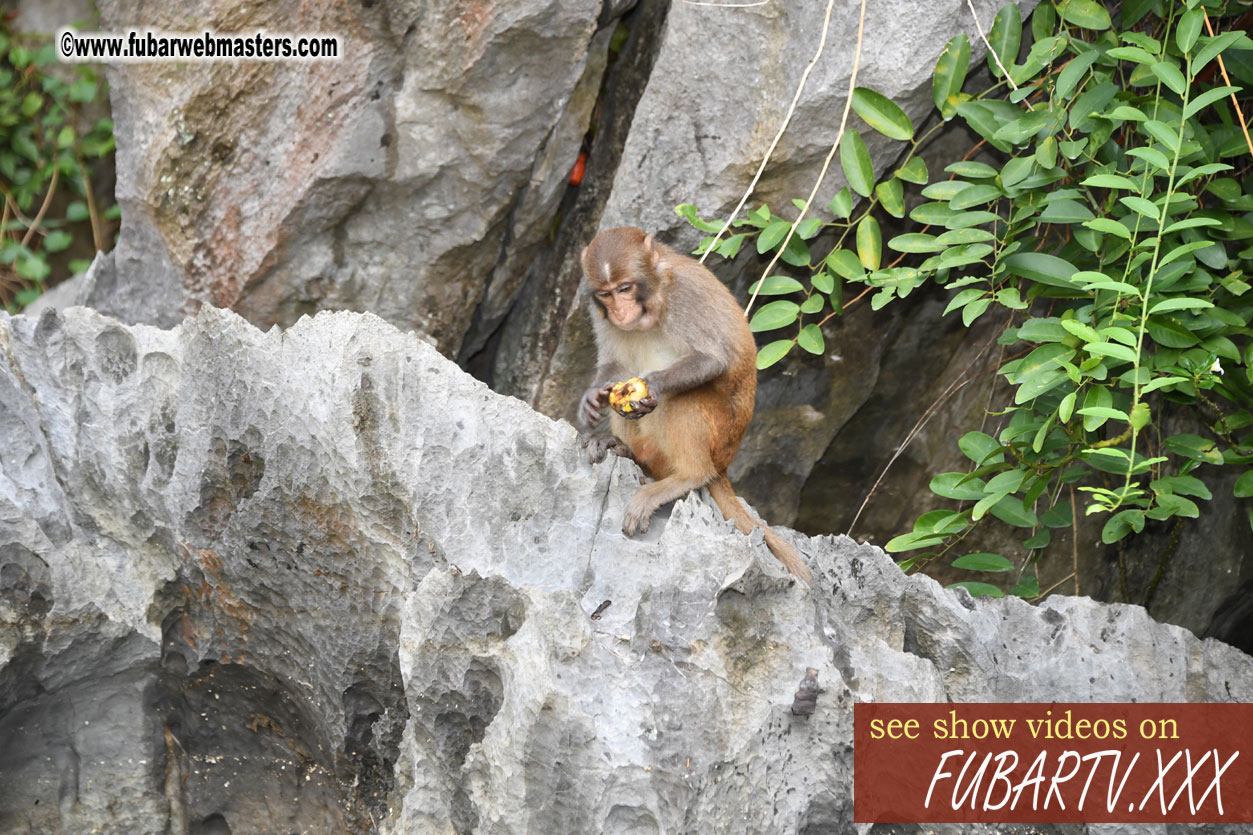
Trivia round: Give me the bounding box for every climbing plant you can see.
[679,0,1253,598]
[0,18,116,311]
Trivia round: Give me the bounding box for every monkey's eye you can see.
[615,283,633,295]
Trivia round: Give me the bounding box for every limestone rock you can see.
[1,307,1249,833]
[87,0,613,357]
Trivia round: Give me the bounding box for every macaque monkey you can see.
[578,226,811,583]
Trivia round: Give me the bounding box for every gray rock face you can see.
[1,308,1249,833]
[88,0,612,355]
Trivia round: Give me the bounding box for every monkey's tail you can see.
[706,475,812,583]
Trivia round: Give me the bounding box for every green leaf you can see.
[1038,199,1094,224]
[1082,218,1131,240]
[944,288,986,316]
[888,232,943,253]
[812,272,834,294]
[1060,319,1100,343]
[840,129,875,198]
[856,215,881,271]
[875,178,905,218]
[1085,342,1139,363]
[933,34,971,119]
[948,581,1004,598]
[1119,195,1159,221]
[930,472,986,501]
[676,203,726,234]
[1058,0,1110,30]
[909,202,953,226]
[1235,471,1253,499]
[825,249,865,280]
[756,340,793,370]
[1150,60,1186,96]
[796,217,823,239]
[1152,475,1211,500]
[748,300,800,332]
[1081,386,1113,432]
[716,234,746,259]
[1107,46,1157,65]
[956,102,1011,152]
[1011,575,1041,598]
[1056,49,1099,99]
[757,219,790,254]
[1142,119,1180,153]
[1164,433,1222,464]
[68,77,98,103]
[947,184,997,209]
[1077,406,1131,422]
[949,184,1002,209]
[1159,240,1214,267]
[961,297,992,326]
[1035,135,1058,170]
[1148,297,1214,314]
[921,180,970,201]
[16,254,50,282]
[1102,509,1145,544]
[990,495,1039,528]
[935,228,994,245]
[953,553,1014,572]
[1126,146,1172,172]
[1176,8,1203,56]
[959,431,1003,465]
[800,294,824,314]
[1182,86,1242,120]
[851,87,914,141]
[987,5,1022,80]
[1148,493,1200,520]
[1082,173,1140,190]
[945,160,999,179]
[748,275,805,296]
[895,157,928,185]
[798,323,824,355]
[1193,32,1246,76]
[828,187,853,219]
[20,91,43,117]
[43,231,72,253]
[1058,391,1077,422]
[1003,252,1078,288]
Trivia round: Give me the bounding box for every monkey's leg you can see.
[581,433,634,464]
[622,473,711,536]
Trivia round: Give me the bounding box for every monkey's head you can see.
[582,227,663,331]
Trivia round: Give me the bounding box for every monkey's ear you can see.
[643,234,660,269]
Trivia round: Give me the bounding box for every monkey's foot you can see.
[622,494,656,536]
[581,433,633,465]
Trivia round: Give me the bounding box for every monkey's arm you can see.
[646,351,728,396]
[618,352,725,419]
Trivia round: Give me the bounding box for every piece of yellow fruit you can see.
[608,377,649,414]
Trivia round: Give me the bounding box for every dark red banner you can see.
[855,703,1252,824]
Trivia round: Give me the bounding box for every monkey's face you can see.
[592,278,653,330]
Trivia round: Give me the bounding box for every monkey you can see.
[577,226,811,583]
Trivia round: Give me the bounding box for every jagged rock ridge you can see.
[0,307,1249,834]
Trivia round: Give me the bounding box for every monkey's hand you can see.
[579,383,613,428]
[580,433,634,465]
[608,377,657,420]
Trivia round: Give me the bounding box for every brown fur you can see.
[578,227,811,583]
